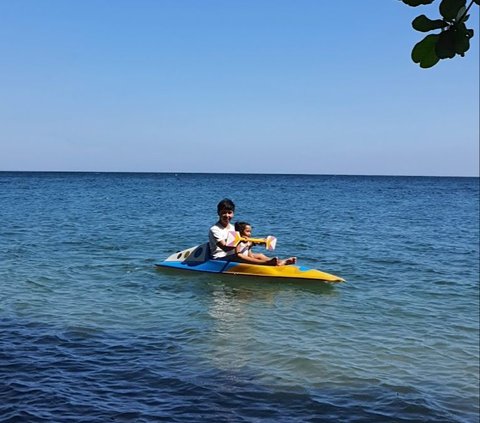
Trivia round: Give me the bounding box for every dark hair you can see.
[217,198,235,214]
[235,221,250,234]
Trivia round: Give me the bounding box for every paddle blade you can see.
[227,231,276,250]
[265,236,277,251]
[226,231,243,247]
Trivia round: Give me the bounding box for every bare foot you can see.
[277,257,296,266]
[267,257,279,266]
[285,257,297,265]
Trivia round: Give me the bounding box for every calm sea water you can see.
[1,172,478,423]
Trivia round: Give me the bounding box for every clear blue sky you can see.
[1,1,478,176]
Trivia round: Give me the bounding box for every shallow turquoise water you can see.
[1,172,478,422]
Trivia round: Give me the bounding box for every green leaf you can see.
[453,23,473,55]
[474,0,480,5]
[412,14,448,31]
[412,34,441,67]
[455,6,467,21]
[436,30,456,58]
[454,29,471,54]
[455,22,468,33]
[401,0,435,5]
[439,0,466,21]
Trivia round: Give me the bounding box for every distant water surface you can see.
[0,172,478,422]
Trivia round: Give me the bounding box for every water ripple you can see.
[1,173,478,422]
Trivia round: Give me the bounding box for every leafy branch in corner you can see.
[401,0,479,68]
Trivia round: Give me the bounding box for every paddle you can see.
[226,231,277,251]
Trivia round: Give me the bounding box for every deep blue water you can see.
[1,172,478,422]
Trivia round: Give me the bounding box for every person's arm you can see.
[210,226,235,253]
[217,238,235,253]
[235,243,243,255]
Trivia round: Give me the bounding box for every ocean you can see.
[1,172,478,422]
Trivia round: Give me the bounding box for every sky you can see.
[0,1,478,176]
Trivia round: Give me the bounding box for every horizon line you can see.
[0,170,478,178]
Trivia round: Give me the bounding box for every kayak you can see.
[155,243,344,283]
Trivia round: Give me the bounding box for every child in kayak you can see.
[234,221,296,266]
[209,198,237,260]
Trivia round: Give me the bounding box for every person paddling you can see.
[208,198,237,260]
[233,221,296,266]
